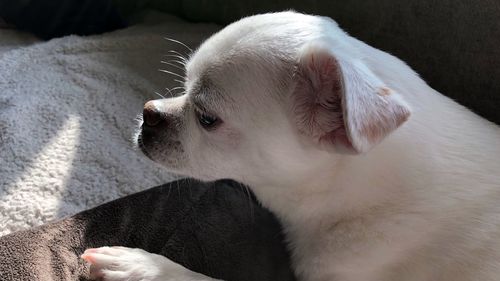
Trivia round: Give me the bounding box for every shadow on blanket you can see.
[0,179,296,281]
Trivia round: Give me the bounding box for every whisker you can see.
[173,91,186,97]
[163,54,188,63]
[158,69,185,80]
[237,182,255,222]
[163,37,193,52]
[160,61,185,73]
[170,86,185,91]
[168,50,188,59]
[165,87,175,98]
[168,88,185,96]
[168,59,187,67]
[154,91,166,99]
[174,79,185,85]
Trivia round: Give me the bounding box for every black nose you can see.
[143,100,163,127]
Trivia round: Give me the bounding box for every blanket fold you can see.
[0,179,296,281]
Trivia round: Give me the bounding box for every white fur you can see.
[82,247,214,281]
[86,12,500,281]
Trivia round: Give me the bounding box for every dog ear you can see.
[292,43,411,153]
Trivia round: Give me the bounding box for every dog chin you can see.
[135,132,190,177]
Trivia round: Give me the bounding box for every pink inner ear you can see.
[292,52,350,148]
[292,44,411,153]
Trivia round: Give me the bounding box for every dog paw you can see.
[81,246,189,281]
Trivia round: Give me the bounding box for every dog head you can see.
[138,12,410,186]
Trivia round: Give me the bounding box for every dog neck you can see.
[248,105,500,231]
[247,134,419,228]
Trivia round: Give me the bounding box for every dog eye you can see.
[196,110,221,130]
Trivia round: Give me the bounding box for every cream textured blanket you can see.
[0,13,217,236]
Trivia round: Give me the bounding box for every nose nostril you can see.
[143,101,162,127]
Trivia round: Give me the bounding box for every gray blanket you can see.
[0,179,295,281]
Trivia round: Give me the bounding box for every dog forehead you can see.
[186,12,325,80]
[184,12,347,109]
[186,34,266,81]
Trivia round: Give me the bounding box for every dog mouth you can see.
[135,121,188,174]
[136,124,169,162]
[136,126,153,159]
[137,132,148,156]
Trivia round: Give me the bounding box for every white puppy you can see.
[82,12,500,281]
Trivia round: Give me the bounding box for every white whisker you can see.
[168,59,186,67]
[154,91,166,99]
[170,86,184,91]
[173,91,186,96]
[163,54,188,63]
[163,37,193,52]
[158,69,185,80]
[168,88,185,96]
[165,87,175,98]
[173,79,185,85]
[160,61,185,73]
[168,50,188,59]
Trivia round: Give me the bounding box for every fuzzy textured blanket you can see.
[0,13,217,235]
